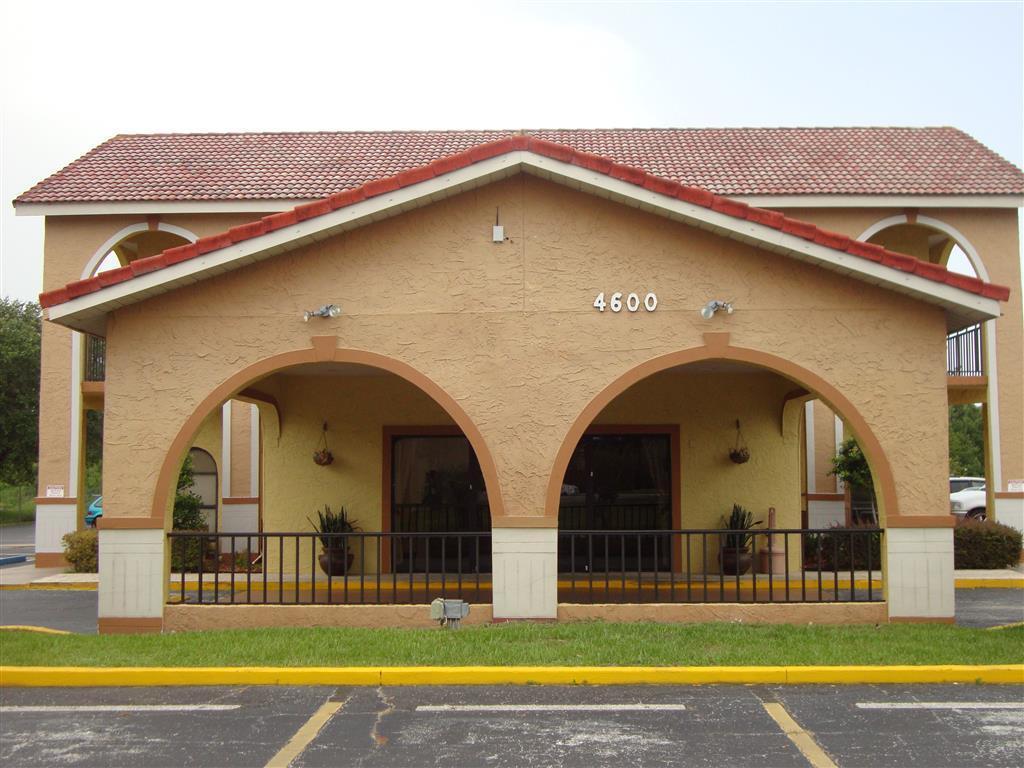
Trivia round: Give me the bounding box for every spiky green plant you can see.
[720,504,762,550]
[307,505,360,550]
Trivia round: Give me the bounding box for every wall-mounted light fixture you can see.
[700,300,734,320]
[302,304,341,322]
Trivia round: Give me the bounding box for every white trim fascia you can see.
[984,320,1003,491]
[44,151,1004,335]
[221,401,232,503]
[834,414,845,494]
[18,195,1024,218]
[15,200,315,217]
[734,194,1024,209]
[805,401,816,495]
[69,333,82,498]
[249,404,259,498]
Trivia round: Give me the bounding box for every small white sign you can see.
[1008,480,1024,493]
[45,485,65,498]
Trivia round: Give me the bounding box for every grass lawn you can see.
[1,622,1022,667]
[0,483,34,526]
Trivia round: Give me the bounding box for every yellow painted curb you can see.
[987,621,1024,631]
[955,579,1024,589]
[0,625,72,635]
[1,664,1021,687]
[0,583,97,591]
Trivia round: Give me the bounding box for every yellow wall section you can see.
[260,371,454,574]
[229,401,252,498]
[812,400,839,494]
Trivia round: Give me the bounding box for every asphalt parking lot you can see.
[1,684,1022,767]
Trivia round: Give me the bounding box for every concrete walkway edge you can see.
[1,664,1022,687]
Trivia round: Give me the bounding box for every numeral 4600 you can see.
[593,292,658,313]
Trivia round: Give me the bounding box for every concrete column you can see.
[34,501,78,567]
[491,527,557,619]
[97,527,165,633]
[885,527,954,621]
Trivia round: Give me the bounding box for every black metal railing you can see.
[84,334,106,381]
[167,531,491,605]
[947,324,983,376]
[557,528,883,604]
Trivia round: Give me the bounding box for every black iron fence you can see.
[166,531,491,605]
[557,528,883,604]
[947,324,983,376]
[167,527,883,607]
[84,334,106,381]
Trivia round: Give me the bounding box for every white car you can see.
[950,485,986,521]
[950,476,985,494]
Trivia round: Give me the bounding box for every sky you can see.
[1,0,1022,301]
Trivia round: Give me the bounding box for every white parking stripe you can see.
[856,702,1024,710]
[415,704,687,712]
[0,705,242,713]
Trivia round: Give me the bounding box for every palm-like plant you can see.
[307,505,360,551]
[720,504,762,551]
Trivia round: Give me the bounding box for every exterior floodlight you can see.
[700,300,734,320]
[302,304,342,322]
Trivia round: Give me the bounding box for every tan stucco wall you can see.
[36,213,267,501]
[97,176,954,530]
[228,401,252,498]
[779,207,1023,493]
[812,399,839,494]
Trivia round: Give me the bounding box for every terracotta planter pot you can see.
[318,548,354,576]
[719,547,752,576]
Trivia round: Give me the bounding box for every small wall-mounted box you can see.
[492,225,504,243]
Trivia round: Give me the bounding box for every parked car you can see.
[85,496,103,526]
[949,476,985,494]
[950,486,986,521]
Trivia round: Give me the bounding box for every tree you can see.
[0,299,41,486]
[949,404,984,477]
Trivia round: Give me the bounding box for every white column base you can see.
[34,503,78,556]
[491,527,557,619]
[98,528,165,619]
[886,527,954,620]
[993,496,1024,534]
[218,502,259,553]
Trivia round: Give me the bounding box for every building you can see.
[16,128,1023,633]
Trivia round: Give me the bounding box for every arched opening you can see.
[186,448,219,532]
[159,347,501,606]
[548,344,892,605]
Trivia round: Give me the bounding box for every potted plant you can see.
[719,503,762,575]
[308,505,360,576]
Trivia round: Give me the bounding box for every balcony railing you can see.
[84,334,106,381]
[557,528,883,604]
[167,528,883,606]
[947,324,983,377]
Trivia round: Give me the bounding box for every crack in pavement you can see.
[370,687,396,749]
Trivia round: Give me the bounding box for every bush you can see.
[954,519,1022,569]
[62,529,98,573]
[803,524,882,571]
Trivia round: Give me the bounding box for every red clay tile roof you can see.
[17,127,1024,204]
[38,136,1012,311]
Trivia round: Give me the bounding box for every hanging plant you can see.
[729,419,750,464]
[313,421,334,466]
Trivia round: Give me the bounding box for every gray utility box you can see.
[430,598,470,628]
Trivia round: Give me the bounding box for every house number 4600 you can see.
[593,291,658,313]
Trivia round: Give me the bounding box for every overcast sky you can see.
[1,0,1021,301]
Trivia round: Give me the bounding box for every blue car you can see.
[85,496,103,526]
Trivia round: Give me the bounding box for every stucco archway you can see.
[151,339,506,526]
[544,335,899,527]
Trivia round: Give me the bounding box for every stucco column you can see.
[491,526,558,619]
[885,525,954,621]
[97,525,165,633]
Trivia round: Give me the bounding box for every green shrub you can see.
[62,529,98,573]
[954,519,1022,569]
[170,454,208,571]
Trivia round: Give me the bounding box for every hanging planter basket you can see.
[313,422,334,466]
[729,419,750,464]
